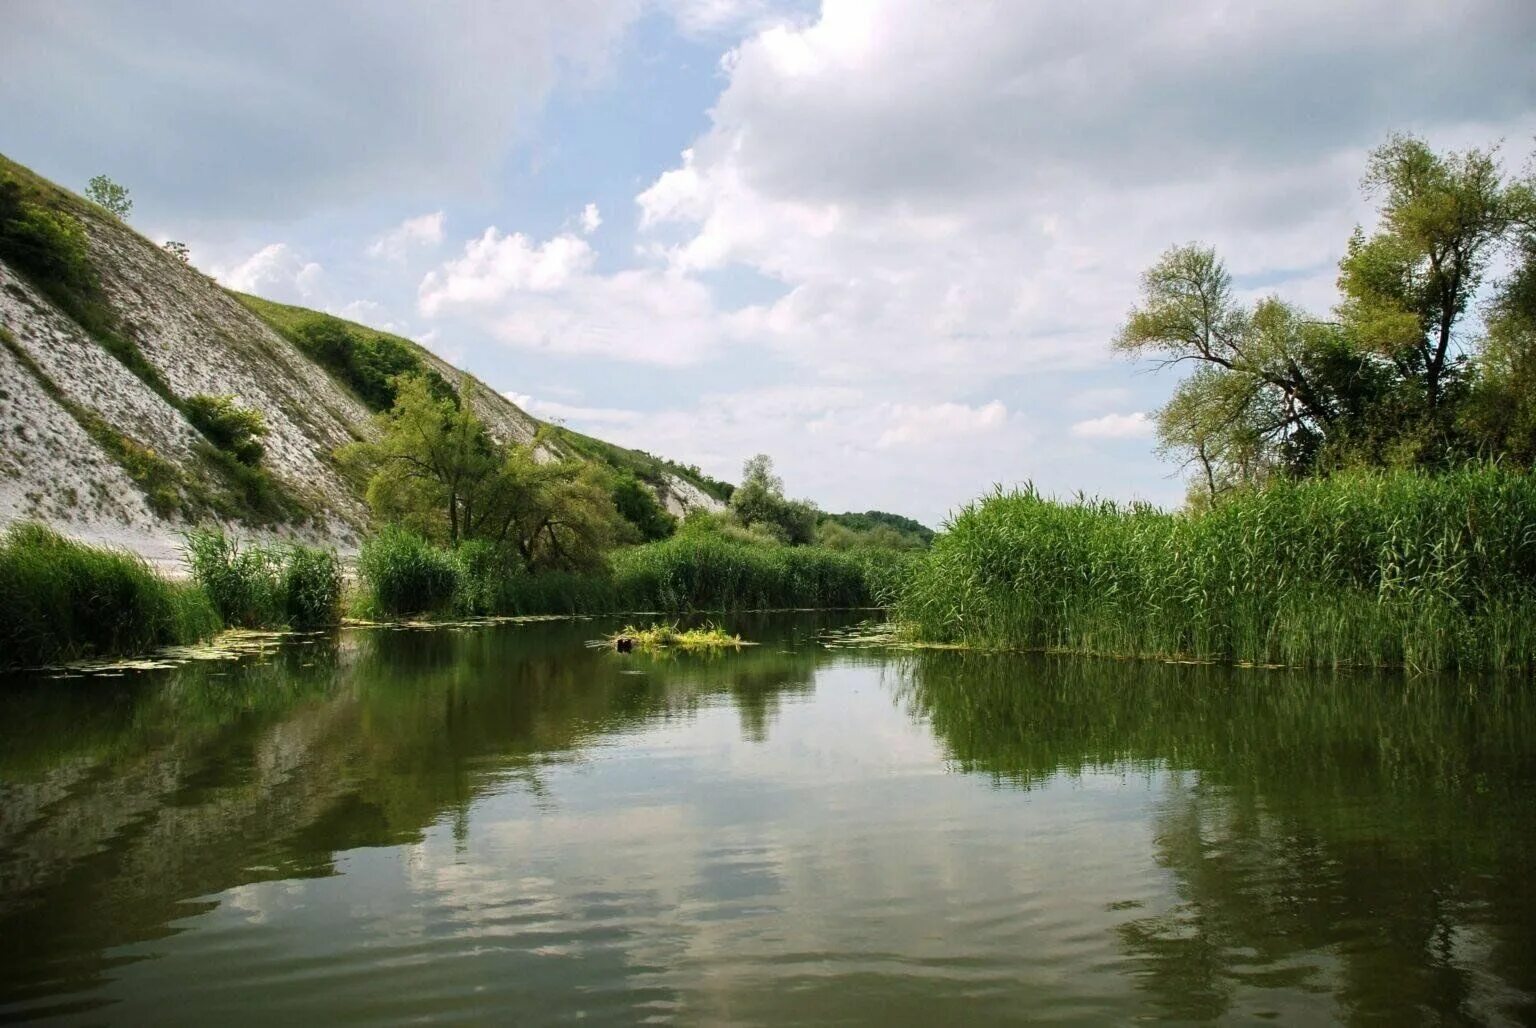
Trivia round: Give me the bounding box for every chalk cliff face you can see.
[0,156,721,565]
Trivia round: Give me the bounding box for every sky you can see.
[4,1,1535,526]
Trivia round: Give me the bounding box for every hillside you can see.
[0,154,722,565]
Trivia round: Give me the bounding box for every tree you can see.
[611,473,676,541]
[1462,230,1536,465]
[1338,135,1533,447]
[340,373,627,570]
[728,454,818,544]
[1115,246,1374,498]
[84,175,132,218]
[1118,134,1536,502]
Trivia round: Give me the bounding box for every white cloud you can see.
[419,229,596,312]
[579,203,602,234]
[213,243,323,301]
[1071,412,1155,439]
[419,229,727,365]
[330,299,407,333]
[367,211,445,260]
[877,401,1008,448]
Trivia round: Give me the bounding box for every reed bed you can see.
[353,530,899,618]
[0,523,219,668]
[896,467,1536,671]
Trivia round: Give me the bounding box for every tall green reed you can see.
[896,466,1536,671]
[0,523,219,668]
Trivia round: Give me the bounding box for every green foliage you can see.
[612,473,676,541]
[83,175,132,218]
[820,510,934,545]
[355,527,458,617]
[342,374,628,568]
[612,621,744,649]
[281,544,344,628]
[550,425,735,503]
[0,523,219,668]
[729,453,818,544]
[1120,135,1536,499]
[235,294,453,412]
[184,394,268,467]
[0,177,93,293]
[610,533,873,610]
[897,466,1536,671]
[184,528,341,628]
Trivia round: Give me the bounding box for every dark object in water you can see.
[615,637,634,653]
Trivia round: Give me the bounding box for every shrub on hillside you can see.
[184,394,268,467]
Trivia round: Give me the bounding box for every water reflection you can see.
[1,617,1533,1024]
[899,651,1536,1023]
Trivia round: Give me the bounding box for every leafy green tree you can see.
[1337,135,1534,449]
[1119,134,1536,502]
[84,175,132,218]
[1463,232,1536,465]
[729,454,818,544]
[341,374,627,570]
[1115,246,1370,498]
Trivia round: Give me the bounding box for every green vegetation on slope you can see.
[0,524,219,669]
[232,293,455,413]
[898,466,1536,671]
[550,424,735,504]
[819,510,934,549]
[0,156,310,524]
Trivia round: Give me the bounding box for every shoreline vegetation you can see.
[897,467,1536,672]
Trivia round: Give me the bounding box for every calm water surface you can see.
[2,613,1535,1024]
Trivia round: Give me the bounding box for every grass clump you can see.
[897,466,1536,671]
[0,523,219,668]
[184,527,341,628]
[612,621,746,649]
[355,527,458,617]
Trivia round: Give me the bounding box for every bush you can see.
[356,527,458,617]
[897,466,1536,670]
[0,523,219,668]
[184,394,268,467]
[184,528,342,628]
[612,473,676,541]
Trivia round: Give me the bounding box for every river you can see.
[2,613,1533,1024]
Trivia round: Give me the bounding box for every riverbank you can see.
[897,466,1536,672]
[0,522,911,670]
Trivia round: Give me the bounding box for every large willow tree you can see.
[340,374,629,571]
[1117,134,1535,503]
